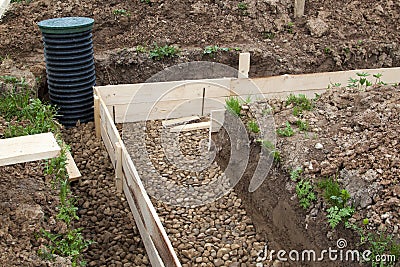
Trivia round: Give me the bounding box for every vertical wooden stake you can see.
[238,52,250,78]
[294,0,305,18]
[115,142,123,193]
[94,95,101,139]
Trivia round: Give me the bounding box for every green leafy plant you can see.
[318,177,350,208]
[290,167,303,182]
[296,179,316,209]
[262,31,275,40]
[286,94,314,116]
[327,82,342,89]
[113,9,131,16]
[203,45,233,55]
[296,120,309,132]
[286,22,294,34]
[319,177,354,228]
[237,2,248,15]
[225,96,242,116]
[247,120,260,133]
[277,121,294,137]
[346,222,400,267]
[40,228,94,267]
[373,73,386,85]
[347,72,387,90]
[324,47,331,54]
[149,43,179,60]
[327,206,354,228]
[136,45,147,53]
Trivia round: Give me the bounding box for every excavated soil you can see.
[0,0,400,87]
[213,84,400,266]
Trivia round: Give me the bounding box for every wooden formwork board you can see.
[96,67,400,124]
[0,132,60,166]
[94,88,181,267]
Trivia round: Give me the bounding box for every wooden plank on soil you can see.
[210,109,226,133]
[0,0,10,19]
[238,52,250,78]
[66,150,81,182]
[294,0,306,17]
[121,148,181,266]
[123,179,165,267]
[0,132,60,167]
[162,116,200,127]
[95,78,232,106]
[94,94,101,139]
[170,121,211,132]
[113,98,204,123]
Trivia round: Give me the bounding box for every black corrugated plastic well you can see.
[38,17,96,127]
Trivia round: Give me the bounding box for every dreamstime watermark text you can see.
[256,238,397,265]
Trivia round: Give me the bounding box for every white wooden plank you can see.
[66,150,81,182]
[0,0,10,19]
[101,123,116,168]
[0,133,60,166]
[121,148,181,266]
[115,142,123,193]
[294,0,305,17]
[170,121,210,132]
[162,116,200,127]
[94,95,101,139]
[95,78,231,106]
[238,52,250,78]
[113,98,204,123]
[123,179,166,267]
[210,109,225,133]
[202,97,227,116]
[251,67,400,94]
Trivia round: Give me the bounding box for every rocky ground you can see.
[63,123,150,267]
[214,84,400,266]
[123,121,271,266]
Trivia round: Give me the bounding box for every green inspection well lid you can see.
[38,17,94,34]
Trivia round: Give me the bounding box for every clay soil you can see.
[1,0,400,266]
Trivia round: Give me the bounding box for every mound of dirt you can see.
[213,84,400,265]
[1,0,400,87]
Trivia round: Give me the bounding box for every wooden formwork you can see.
[94,55,400,266]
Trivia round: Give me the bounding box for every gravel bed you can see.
[123,120,271,266]
[63,122,150,267]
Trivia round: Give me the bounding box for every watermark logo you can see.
[122,61,276,207]
[256,238,397,265]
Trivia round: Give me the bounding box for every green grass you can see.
[296,120,309,132]
[0,84,91,266]
[276,121,294,137]
[203,45,240,55]
[225,96,242,116]
[149,43,179,60]
[247,120,260,133]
